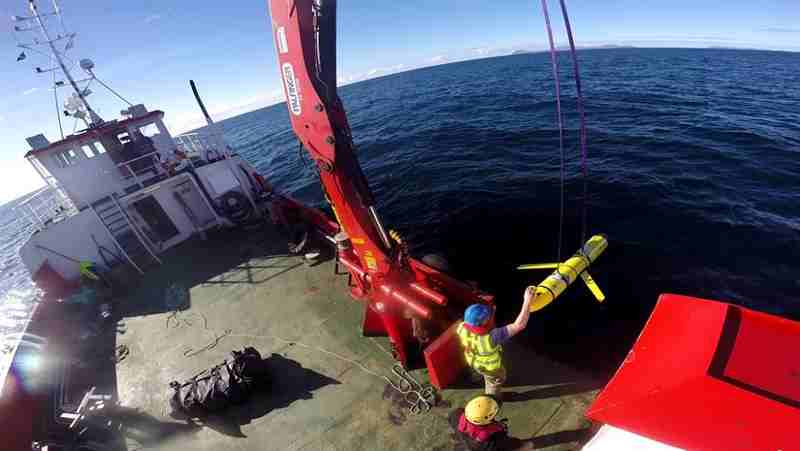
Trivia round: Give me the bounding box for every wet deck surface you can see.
[112,225,600,450]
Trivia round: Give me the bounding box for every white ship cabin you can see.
[18,104,266,283]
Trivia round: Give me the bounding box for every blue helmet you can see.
[464,304,492,326]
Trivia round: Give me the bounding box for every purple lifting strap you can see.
[558,0,590,243]
[540,0,566,261]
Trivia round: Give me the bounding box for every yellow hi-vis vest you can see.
[456,321,502,372]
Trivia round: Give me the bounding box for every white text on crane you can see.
[282,62,301,116]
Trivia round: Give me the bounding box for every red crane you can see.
[267,0,493,388]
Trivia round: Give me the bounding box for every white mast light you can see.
[13,0,134,132]
[16,0,104,127]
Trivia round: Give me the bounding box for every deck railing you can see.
[14,186,78,232]
[116,151,165,189]
[175,133,224,161]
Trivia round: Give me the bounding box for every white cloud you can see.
[144,14,162,24]
[167,90,286,134]
[0,159,46,205]
[23,88,39,96]
[336,63,412,86]
[338,74,357,85]
[166,111,206,136]
[761,27,800,33]
[384,42,729,75]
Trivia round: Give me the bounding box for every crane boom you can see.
[268,0,491,385]
[269,0,392,273]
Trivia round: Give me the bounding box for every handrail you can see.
[175,133,222,159]
[17,186,52,207]
[89,201,143,275]
[13,186,76,232]
[116,151,162,189]
[115,151,160,170]
[110,194,162,265]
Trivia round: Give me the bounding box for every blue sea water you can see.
[3,48,800,374]
[0,194,40,371]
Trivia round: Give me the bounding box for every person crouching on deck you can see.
[457,287,534,397]
[449,395,508,451]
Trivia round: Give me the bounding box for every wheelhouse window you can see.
[138,123,159,138]
[117,132,131,145]
[79,141,106,158]
[53,152,67,168]
[81,144,96,159]
[53,149,79,168]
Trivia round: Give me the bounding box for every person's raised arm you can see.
[505,286,535,338]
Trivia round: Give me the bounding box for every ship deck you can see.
[107,223,600,450]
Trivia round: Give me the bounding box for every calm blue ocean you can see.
[4,48,799,372]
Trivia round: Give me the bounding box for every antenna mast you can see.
[16,0,103,126]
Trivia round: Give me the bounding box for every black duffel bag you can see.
[169,346,269,417]
[231,346,269,392]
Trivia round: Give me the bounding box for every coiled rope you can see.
[159,309,436,415]
[383,364,437,415]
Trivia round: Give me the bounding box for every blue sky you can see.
[1,0,798,203]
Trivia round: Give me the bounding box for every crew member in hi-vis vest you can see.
[457,287,534,397]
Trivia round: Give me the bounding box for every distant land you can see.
[706,45,762,51]
[176,45,796,137]
[511,44,636,55]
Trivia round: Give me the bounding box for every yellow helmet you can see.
[464,395,500,425]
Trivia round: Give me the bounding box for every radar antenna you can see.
[12,1,132,131]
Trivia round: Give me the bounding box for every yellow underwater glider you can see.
[518,234,608,312]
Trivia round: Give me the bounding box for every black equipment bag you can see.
[169,347,269,416]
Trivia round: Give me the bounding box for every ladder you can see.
[90,195,160,275]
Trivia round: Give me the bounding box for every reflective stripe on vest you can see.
[456,322,502,372]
